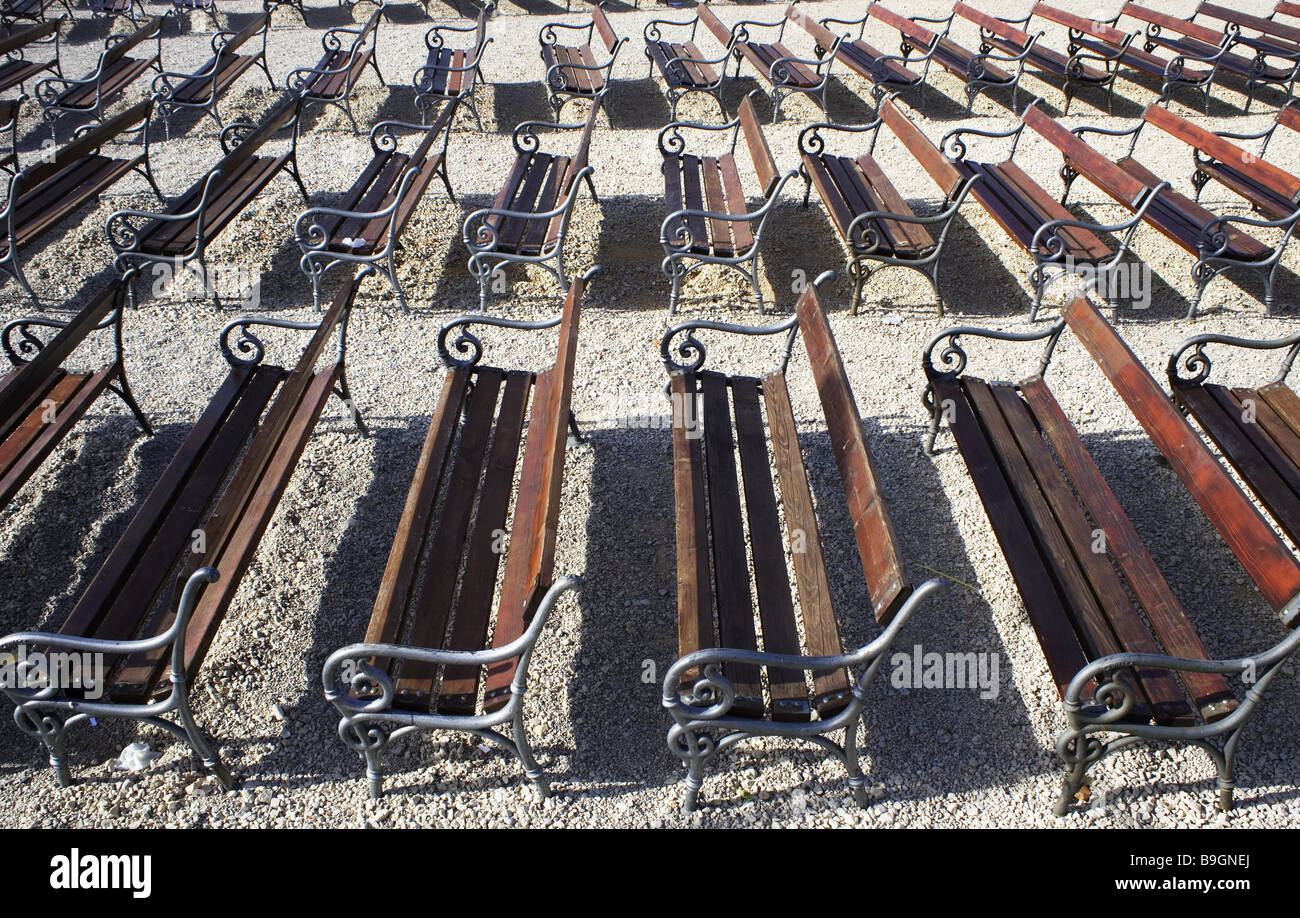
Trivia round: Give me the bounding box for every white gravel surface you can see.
[2,0,1300,829]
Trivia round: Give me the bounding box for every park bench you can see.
[1026,2,1214,108]
[0,18,63,98]
[287,2,385,133]
[660,91,795,316]
[151,9,275,136]
[414,2,493,131]
[1178,102,1300,217]
[1053,103,1297,317]
[881,97,1148,319]
[2,99,159,306]
[0,0,68,27]
[797,113,980,315]
[1118,3,1291,112]
[661,274,943,812]
[795,4,929,107]
[697,2,840,122]
[1194,2,1300,62]
[296,100,459,312]
[107,95,308,308]
[835,3,1029,112]
[643,8,736,121]
[958,3,1127,114]
[34,15,162,142]
[924,294,1300,814]
[323,268,595,799]
[464,94,602,312]
[538,2,624,120]
[0,277,151,516]
[0,270,369,790]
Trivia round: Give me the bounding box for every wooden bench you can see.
[794,3,928,107]
[538,1,624,120]
[643,7,735,120]
[0,18,62,98]
[0,277,151,518]
[414,2,493,131]
[661,275,943,812]
[152,9,275,136]
[287,3,385,133]
[296,100,459,312]
[107,95,309,308]
[958,2,1125,114]
[1178,102,1300,217]
[843,3,1027,112]
[698,2,840,122]
[1054,103,1296,317]
[0,0,68,26]
[798,114,981,315]
[2,99,159,306]
[1195,1,1300,62]
[1028,2,1215,108]
[0,271,369,790]
[464,94,602,312]
[34,15,162,141]
[659,91,794,315]
[924,294,1300,814]
[323,268,594,799]
[1119,2,1291,112]
[881,97,1136,319]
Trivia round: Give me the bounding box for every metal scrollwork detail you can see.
[220,321,267,367]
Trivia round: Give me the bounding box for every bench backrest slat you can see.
[1123,2,1224,45]
[796,284,911,623]
[219,9,269,58]
[17,97,148,191]
[882,98,962,194]
[1033,2,1130,45]
[103,15,161,69]
[697,3,732,46]
[1063,296,1300,613]
[1199,2,1300,45]
[0,17,58,56]
[1023,104,1148,207]
[738,93,779,198]
[1143,103,1300,202]
[592,2,617,53]
[870,3,939,46]
[956,2,1031,44]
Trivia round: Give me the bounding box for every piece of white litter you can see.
[113,741,161,772]
[340,237,365,249]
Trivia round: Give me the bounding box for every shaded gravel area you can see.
[1,0,1299,828]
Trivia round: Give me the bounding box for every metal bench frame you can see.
[643,12,736,121]
[538,2,626,121]
[924,303,1300,815]
[414,2,494,132]
[322,268,598,799]
[798,112,981,315]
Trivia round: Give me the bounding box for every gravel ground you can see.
[1,0,1300,829]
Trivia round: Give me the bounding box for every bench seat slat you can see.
[672,372,714,693]
[0,370,110,509]
[1240,384,1300,475]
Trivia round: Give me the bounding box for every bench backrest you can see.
[102,14,161,70]
[796,283,912,623]
[1063,296,1300,614]
[697,3,732,46]
[956,2,1031,46]
[788,1,839,48]
[562,91,603,200]
[0,17,58,56]
[870,3,941,48]
[1032,2,1131,45]
[1279,1,1300,20]
[1022,102,1148,207]
[496,274,583,631]
[1122,2,1225,46]
[1278,100,1300,133]
[216,8,269,59]
[1199,1,1300,45]
[0,282,123,424]
[215,93,299,182]
[592,1,618,54]
[473,3,490,54]
[738,93,779,198]
[15,97,149,193]
[881,97,962,194]
[1143,103,1300,203]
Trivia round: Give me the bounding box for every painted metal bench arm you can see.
[0,567,218,705]
[322,575,582,716]
[369,116,452,154]
[663,578,945,723]
[106,169,226,255]
[0,272,137,365]
[151,55,226,98]
[1168,327,1300,388]
[287,55,361,93]
[426,21,482,45]
[464,166,594,254]
[414,46,489,90]
[220,269,368,370]
[968,31,1043,75]
[1068,32,1135,70]
[545,53,618,92]
[819,13,872,37]
[1195,207,1300,259]
[798,116,886,158]
[731,16,788,44]
[941,118,1028,162]
[437,265,603,368]
[538,19,596,46]
[1033,181,1170,262]
[658,111,742,156]
[1071,118,1146,159]
[512,113,596,153]
[923,316,1068,389]
[659,169,797,253]
[769,35,841,86]
[844,175,980,255]
[644,15,701,42]
[663,44,735,73]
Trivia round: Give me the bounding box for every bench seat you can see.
[646,39,719,89]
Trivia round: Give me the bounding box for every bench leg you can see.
[334,368,369,437]
[0,246,41,308]
[107,366,153,436]
[511,710,550,798]
[14,706,73,787]
[843,713,869,808]
[665,258,685,315]
[174,684,235,790]
[847,257,869,316]
[1189,262,1217,320]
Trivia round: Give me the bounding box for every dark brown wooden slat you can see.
[716,153,752,254]
[882,99,963,196]
[678,154,712,254]
[738,94,779,196]
[671,372,714,691]
[1233,385,1300,477]
[700,156,733,258]
[437,371,533,715]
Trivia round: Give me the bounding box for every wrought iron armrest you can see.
[911,13,957,27]
[210,26,240,54]
[219,269,368,369]
[658,112,742,156]
[322,23,367,48]
[512,114,593,154]
[769,37,841,85]
[2,305,123,366]
[0,569,218,703]
[969,31,1043,74]
[664,45,734,71]
[295,178,412,252]
[996,12,1034,28]
[797,116,885,158]
[1196,207,1300,257]
[663,579,944,721]
[33,70,82,105]
[287,54,357,93]
[941,118,1028,162]
[844,174,980,254]
[464,167,595,253]
[1033,183,1167,262]
[323,576,581,713]
[538,19,594,48]
[732,16,788,44]
[369,117,447,156]
[152,57,221,97]
[425,20,480,48]
[1169,328,1300,389]
[106,170,226,253]
[644,16,699,42]
[545,49,619,91]
[1069,32,1133,69]
[1072,118,1145,158]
